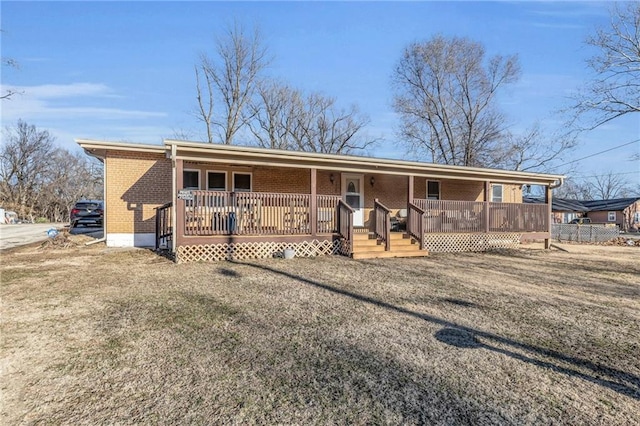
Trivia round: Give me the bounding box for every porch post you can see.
[484,181,491,233]
[408,175,414,204]
[170,144,177,253]
[176,158,185,249]
[545,185,552,249]
[310,168,317,237]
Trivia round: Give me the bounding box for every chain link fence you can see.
[552,224,619,243]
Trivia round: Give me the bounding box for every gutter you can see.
[549,177,564,189]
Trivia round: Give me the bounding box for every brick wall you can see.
[441,179,484,201]
[587,211,620,226]
[106,151,172,234]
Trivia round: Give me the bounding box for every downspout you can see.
[85,237,106,246]
[171,143,177,254]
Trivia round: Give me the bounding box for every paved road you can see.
[0,223,68,251]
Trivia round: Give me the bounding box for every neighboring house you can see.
[78,139,564,262]
[582,198,640,232]
[524,196,640,232]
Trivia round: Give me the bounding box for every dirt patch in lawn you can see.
[1,241,638,424]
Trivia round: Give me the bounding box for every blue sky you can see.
[2,1,638,183]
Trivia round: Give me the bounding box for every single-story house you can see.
[525,196,640,232]
[78,139,564,262]
[582,198,640,232]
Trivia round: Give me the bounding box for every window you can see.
[233,172,252,192]
[427,180,440,200]
[565,213,578,223]
[207,171,226,191]
[491,184,503,202]
[608,211,616,222]
[183,169,200,189]
[634,212,640,223]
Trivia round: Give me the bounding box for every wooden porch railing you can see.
[184,191,340,236]
[337,199,354,256]
[406,202,426,249]
[414,199,549,233]
[373,199,391,251]
[488,202,549,233]
[155,201,172,250]
[317,195,341,233]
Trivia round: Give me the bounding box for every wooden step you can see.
[352,250,428,260]
[351,233,428,259]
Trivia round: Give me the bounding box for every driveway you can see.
[0,223,68,251]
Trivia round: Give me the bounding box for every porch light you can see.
[370,176,375,187]
[329,173,335,184]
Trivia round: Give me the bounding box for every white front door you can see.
[342,174,364,227]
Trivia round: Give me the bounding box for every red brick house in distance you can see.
[78,139,564,262]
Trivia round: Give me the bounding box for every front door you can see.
[342,174,364,227]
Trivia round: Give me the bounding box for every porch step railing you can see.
[406,202,426,249]
[184,191,340,236]
[155,201,173,250]
[373,199,391,251]
[337,200,354,256]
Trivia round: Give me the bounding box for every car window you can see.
[76,202,101,209]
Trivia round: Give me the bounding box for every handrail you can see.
[155,201,173,250]
[373,198,391,251]
[406,202,425,249]
[337,200,354,256]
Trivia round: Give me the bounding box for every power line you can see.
[547,139,640,171]
[568,170,640,179]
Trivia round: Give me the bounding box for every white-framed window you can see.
[427,180,440,200]
[565,213,578,223]
[608,211,616,222]
[491,184,503,202]
[233,172,252,192]
[634,212,640,223]
[207,170,227,191]
[183,169,200,189]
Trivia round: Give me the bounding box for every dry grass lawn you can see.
[1,237,639,425]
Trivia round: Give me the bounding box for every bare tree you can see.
[297,93,374,154]
[195,23,270,144]
[571,3,640,129]
[194,65,215,143]
[0,121,55,220]
[494,123,577,172]
[392,35,521,167]
[39,150,103,222]
[247,80,376,154]
[556,171,635,200]
[0,121,102,222]
[246,80,301,150]
[590,171,635,199]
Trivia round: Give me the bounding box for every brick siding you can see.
[106,151,172,234]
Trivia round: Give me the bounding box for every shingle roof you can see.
[524,196,640,212]
[523,196,589,212]
[580,197,640,212]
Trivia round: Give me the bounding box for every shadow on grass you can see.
[234,260,640,400]
[439,298,480,308]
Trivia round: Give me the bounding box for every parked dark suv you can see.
[70,200,104,228]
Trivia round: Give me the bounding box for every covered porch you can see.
[155,140,560,262]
